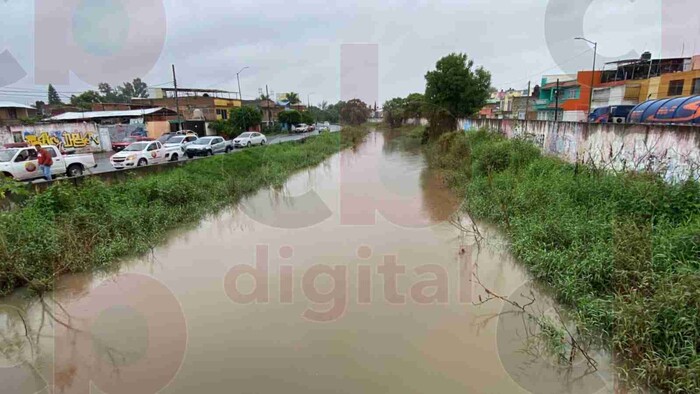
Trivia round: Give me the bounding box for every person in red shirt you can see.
[35,144,53,181]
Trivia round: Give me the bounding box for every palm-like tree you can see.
[287,92,300,105]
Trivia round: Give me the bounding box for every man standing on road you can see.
[35,144,53,181]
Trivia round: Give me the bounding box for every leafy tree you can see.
[119,78,149,100]
[286,92,300,105]
[382,97,406,128]
[99,83,123,102]
[70,90,102,110]
[259,93,271,101]
[340,98,370,125]
[403,93,425,119]
[278,110,302,129]
[300,111,314,125]
[48,84,62,105]
[325,101,344,123]
[230,106,263,132]
[424,53,491,135]
[209,119,235,137]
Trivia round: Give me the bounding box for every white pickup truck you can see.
[110,140,172,169]
[0,145,97,181]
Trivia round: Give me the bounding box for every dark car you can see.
[112,136,153,152]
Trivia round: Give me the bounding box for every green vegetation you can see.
[278,110,301,125]
[210,106,264,138]
[383,93,425,129]
[383,53,491,138]
[339,98,371,125]
[48,84,62,105]
[309,101,344,124]
[401,125,699,392]
[0,130,367,297]
[67,79,150,110]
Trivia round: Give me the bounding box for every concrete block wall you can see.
[460,118,700,182]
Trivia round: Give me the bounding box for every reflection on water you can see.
[0,131,613,393]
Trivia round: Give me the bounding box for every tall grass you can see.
[0,131,365,296]
[416,126,700,391]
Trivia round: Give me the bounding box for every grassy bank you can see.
[0,130,366,296]
[399,125,699,391]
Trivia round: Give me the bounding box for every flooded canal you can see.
[0,132,613,393]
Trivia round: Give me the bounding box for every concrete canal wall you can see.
[461,118,700,182]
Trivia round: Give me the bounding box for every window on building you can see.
[7,108,17,119]
[216,109,228,120]
[562,88,580,100]
[692,78,700,95]
[668,80,685,96]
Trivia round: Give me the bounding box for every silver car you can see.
[185,136,231,157]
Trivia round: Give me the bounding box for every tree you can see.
[69,90,102,110]
[119,78,149,101]
[259,93,271,101]
[99,83,123,102]
[382,97,406,128]
[403,93,425,120]
[278,110,302,129]
[286,92,300,105]
[300,111,314,125]
[340,99,371,125]
[48,84,62,105]
[210,119,234,137]
[230,106,263,132]
[424,53,491,134]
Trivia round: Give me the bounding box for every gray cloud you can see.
[0,0,675,106]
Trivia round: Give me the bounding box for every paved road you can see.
[84,126,341,177]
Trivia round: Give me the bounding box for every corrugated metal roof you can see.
[48,107,167,121]
[0,101,35,110]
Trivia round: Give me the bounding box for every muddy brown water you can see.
[0,132,613,393]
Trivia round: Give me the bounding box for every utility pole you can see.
[525,81,531,121]
[554,78,560,122]
[172,64,182,131]
[575,37,597,121]
[236,66,249,100]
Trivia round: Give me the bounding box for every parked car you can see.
[292,123,309,133]
[163,135,198,160]
[318,125,330,133]
[110,141,168,169]
[112,136,153,152]
[185,136,231,158]
[233,132,266,148]
[0,145,97,181]
[157,130,197,144]
[307,124,316,132]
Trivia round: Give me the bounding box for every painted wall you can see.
[0,126,12,145]
[100,124,149,144]
[146,121,170,138]
[9,123,103,152]
[460,118,700,182]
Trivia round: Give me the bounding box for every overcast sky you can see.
[2,0,695,107]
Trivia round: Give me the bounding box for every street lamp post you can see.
[575,37,597,121]
[236,66,249,100]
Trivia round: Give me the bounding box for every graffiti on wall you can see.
[10,123,102,152]
[22,130,100,149]
[460,118,700,183]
